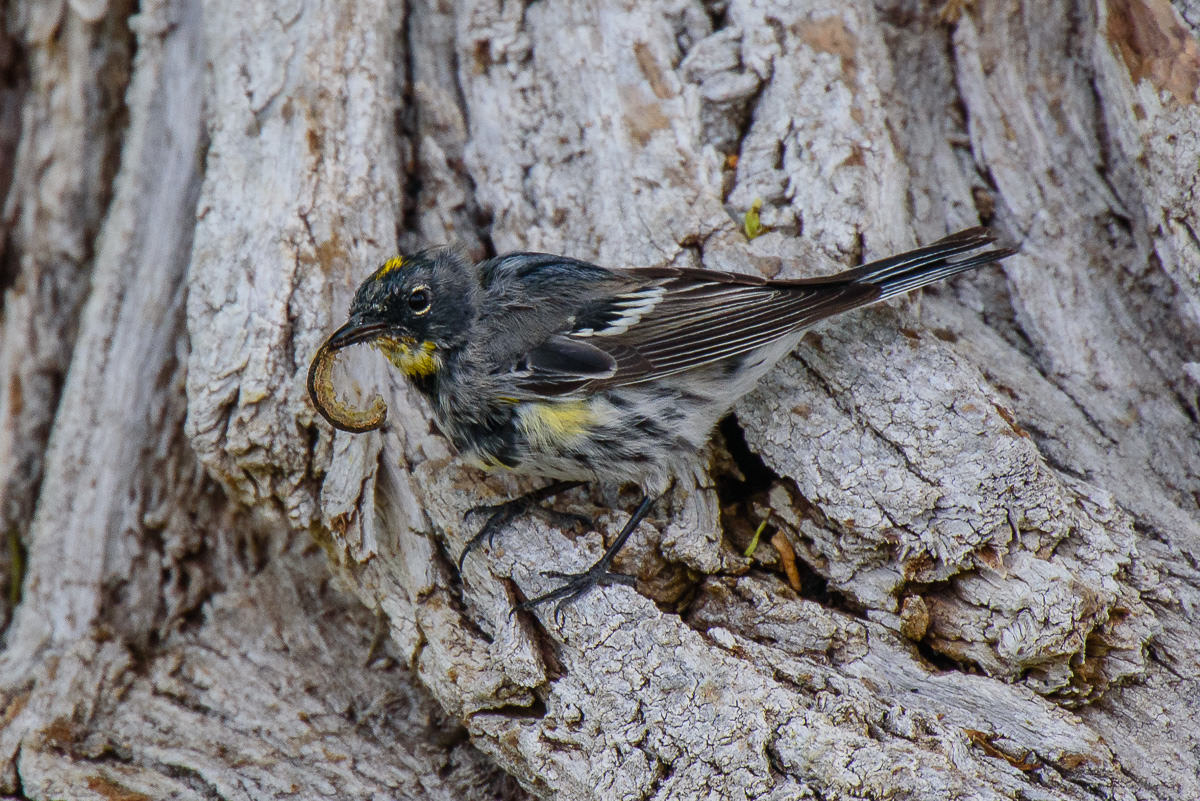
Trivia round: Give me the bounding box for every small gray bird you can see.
[309,227,1013,616]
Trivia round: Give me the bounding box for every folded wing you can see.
[500,227,1012,396]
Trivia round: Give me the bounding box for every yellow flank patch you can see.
[466,451,514,472]
[377,255,405,277]
[375,337,440,377]
[518,400,596,449]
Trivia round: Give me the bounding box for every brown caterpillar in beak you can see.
[307,333,387,433]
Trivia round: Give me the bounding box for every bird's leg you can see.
[517,492,659,623]
[459,480,586,570]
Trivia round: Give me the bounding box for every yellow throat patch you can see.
[375,337,440,377]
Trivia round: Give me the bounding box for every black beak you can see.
[321,318,392,351]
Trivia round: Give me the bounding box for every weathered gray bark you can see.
[1,0,1198,799]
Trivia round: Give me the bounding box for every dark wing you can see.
[478,252,630,395]
[511,335,618,395]
[496,228,1012,395]
[498,265,877,395]
[573,270,877,386]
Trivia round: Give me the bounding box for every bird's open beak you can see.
[307,318,392,433]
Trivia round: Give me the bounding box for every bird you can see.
[308,227,1014,617]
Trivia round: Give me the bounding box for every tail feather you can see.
[843,227,1015,300]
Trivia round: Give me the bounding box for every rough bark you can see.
[1,0,1198,799]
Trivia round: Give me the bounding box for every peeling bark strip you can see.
[0,0,136,630]
[1,0,1199,799]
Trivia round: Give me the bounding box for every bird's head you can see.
[328,247,475,369]
[308,247,475,432]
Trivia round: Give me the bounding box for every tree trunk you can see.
[2,0,1198,798]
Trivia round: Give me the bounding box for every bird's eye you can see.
[408,285,432,315]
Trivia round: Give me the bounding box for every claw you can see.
[464,502,502,521]
[458,504,521,571]
[517,564,637,624]
[514,492,659,623]
[457,480,586,572]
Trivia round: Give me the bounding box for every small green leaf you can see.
[744,517,769,557]
[743,198,766,240]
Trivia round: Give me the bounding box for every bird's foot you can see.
[459,503,522,571]
[516,561,637,624]
[513,492,657,624]
[459,481,585,570]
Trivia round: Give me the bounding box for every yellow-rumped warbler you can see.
[309,227,1013,615]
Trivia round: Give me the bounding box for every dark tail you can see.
[842,227,1015,300]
